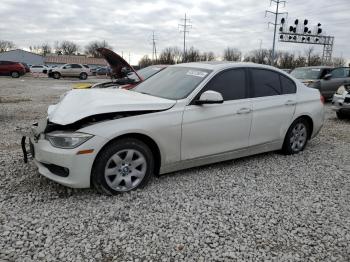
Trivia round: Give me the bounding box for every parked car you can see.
[48,64,90,80]
[0,61,26,78]
[332,85,350,119]
[95,66,111,76]
[30,65,49,74]
[22,62,324,194]
[291,66,350,99]
[21,63,31,73]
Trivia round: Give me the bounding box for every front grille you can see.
[41,163,69,177]
[344,97,350,103]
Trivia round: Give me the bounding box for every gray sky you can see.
[0,0,349,64]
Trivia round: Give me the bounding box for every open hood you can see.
[97,48,142,81]
[48,89,176,125]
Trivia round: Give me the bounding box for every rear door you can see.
[71,64,83,76]
[322,67,350,97]
[248,68,297,146]
[181,68,252,159]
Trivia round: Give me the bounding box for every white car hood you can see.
[48,89,176,125]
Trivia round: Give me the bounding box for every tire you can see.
[11,71,20,78]
[282,118,310,155]
[92,138,154,195]
[53,72,61,79]
[80,72,88,80]
[336,111,346,119]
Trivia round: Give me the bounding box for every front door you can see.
[181,68,252,160]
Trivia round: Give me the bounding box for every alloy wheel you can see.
[289,123,307,152]
[104,149,147,192]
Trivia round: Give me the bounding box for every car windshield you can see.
[133,67,212,100]
[291,68,322,80]
[137,66,165,80]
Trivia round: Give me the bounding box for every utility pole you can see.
[179,13,192,62]
[265,0,287,66]
[128,52,131,64]
[151,31,157,62]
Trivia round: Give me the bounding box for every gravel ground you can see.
[0,77,350,261]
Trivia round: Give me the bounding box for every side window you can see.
[331,68,347,78]
[72,64,82,68]
[200,69,246,101]
[280,75,296,94]
[251,69,282,97]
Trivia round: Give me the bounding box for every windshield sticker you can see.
[311,69,321,71]
[186,70,208,78]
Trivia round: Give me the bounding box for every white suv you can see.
[49,64,90,80]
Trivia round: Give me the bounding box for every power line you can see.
[178,13,192,61]
[265,0,288,66]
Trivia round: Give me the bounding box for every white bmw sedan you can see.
[22,62,325,194]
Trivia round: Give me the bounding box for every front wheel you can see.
[53,72,61,79]
[282,118,309,155]
[92,138,154,195]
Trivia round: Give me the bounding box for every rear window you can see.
[280,75,296,94]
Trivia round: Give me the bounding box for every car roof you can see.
[172,61,286,72]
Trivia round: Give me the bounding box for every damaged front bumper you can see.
[21,119,108,188]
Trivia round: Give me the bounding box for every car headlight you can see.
[45,132,93,149]
[336,86,346,95]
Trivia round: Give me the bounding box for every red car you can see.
[0,61,26,78]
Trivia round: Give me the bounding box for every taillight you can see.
[320,95,325,104]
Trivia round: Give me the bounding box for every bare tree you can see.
[244,49,269,64]
[54,41,63,55]
[41,43,52,56]
[223,47,241,61]
[29,43,52,56]
[293,55,307,68]
[184,47,201,62]
[158,47,183,64]
[277,51,295,69]
[331,57,345,67]
[0,40,16,52]
[305,47,322,66]
[85,40,112,58]
[139,55,153,68]
[200,51,215,61]
[56,41,80,55]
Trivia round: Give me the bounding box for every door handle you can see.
[237,108,251,114]
[285,100,296,106]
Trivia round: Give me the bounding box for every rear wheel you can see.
[92,138,154,195]
[53,72,61,79]
[11,71,20,78]
[80,72,88,80]
[282,118,309,155]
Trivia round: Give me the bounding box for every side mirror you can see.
[323,73,332,80]
[62,66,66,69]
[195,90,224,105]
